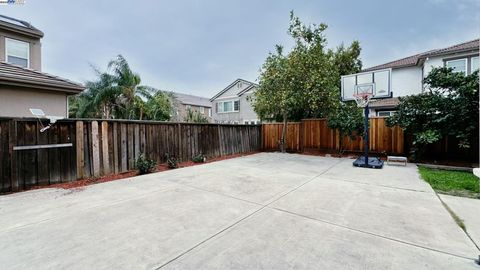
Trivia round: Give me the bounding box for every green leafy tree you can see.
[251,11,362,152]
[327,102,364,154]
[69,55,171,121]
[387,67,479,160]
[184,108,209,123]
[144,91,173,121]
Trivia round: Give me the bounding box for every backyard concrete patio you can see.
[0,153,478,269]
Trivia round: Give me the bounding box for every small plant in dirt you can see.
[192,153,206,163]
[165,153,178,169]
[135,154,156,174]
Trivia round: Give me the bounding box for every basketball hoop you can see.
[353,92,373,108]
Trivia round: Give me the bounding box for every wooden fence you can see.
[262,118,404,154]
[0,118,261,193]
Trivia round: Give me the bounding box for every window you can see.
[376,111,396,117]
[446,59,467,74]
[216,100,239,113]
[472,56,479,73]
[185,105,191,110]
[199,107,204,114]
[6,38,29,68]
[208,108,212,117]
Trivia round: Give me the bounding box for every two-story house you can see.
[355,39,479,116]
[210,78,260,124]
[170,92,212,122]
[0,15,84,118]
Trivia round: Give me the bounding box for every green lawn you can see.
[418,166,480,198]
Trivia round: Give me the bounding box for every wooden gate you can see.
[0,119,76,192]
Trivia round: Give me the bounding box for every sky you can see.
[2,0,479,98]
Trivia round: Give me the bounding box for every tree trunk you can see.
[280,111,288,153]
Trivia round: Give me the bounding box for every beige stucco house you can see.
[0,15,84,118]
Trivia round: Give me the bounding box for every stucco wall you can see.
[0,87,67,118]
[0,29,42,71]
[391,66,423,97]
[423,52,479,78]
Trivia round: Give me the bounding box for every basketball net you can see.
[353,93,373,108]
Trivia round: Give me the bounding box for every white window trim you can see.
[446,58,467,74]
[471,56,479,73]
[208,108,212,117]
[217,99,239,114]
[5,37,30,68]
[376,110,396,117]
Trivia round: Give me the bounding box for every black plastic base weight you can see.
[352,156,384,169]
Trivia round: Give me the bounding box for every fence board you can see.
[263,118,405,154]
[0,119,261,193]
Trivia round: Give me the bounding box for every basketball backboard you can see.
[341,68,392,101]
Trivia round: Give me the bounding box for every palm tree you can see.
[70,55,171,120]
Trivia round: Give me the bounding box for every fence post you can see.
[76,121,84,179]
[91,121,100,177]
[101,121,110,175]
[8,120,18,192]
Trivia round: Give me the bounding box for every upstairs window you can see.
[6,38,29,68]
[472,56,479,73]
[446,58,467,74]
[217,100,239,113]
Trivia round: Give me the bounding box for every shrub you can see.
[192,153,206,163]
[165,153,178,169]
[135,154,156,174]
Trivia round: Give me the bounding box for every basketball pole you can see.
[364,104,369,166]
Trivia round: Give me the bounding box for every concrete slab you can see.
[271,177,478,258]
[323,158,432,192]
[0,182,259,269]
[440,194,480,249]
[164,208,477,270]
[163,153,340,204]
[0,153,477,269]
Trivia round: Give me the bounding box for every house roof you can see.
[173,92,211,107]
[368,97,400,108]
[0,14,43,38]
[363,39,479,72]
[0,61,85,94]
[210,78,258,101]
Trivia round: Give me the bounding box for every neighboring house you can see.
[171,92,212,122]
[354,39,479,117]
[0,15,84,118]
[210,78,260,124]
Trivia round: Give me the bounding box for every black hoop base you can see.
[353,156,384,169]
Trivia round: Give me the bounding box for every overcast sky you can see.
[3,0,479,97]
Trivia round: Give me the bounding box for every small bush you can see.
[192,153,206,163]
[165,153,178,169]
[135,154,156,174]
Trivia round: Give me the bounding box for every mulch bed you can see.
[26,152,260,191]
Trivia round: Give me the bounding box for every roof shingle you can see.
[0,61,85,93]
[363,39,479,72]
[173,92,211,107]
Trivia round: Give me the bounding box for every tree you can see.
[327,102,364,154]
[387,67,479,160]
[251,11,362,152]
[183,108,209,123]
[144,91,173,121]
[69,55,171,121]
